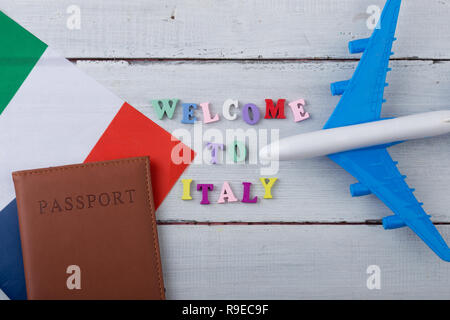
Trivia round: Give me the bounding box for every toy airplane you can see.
[260,0,450,262]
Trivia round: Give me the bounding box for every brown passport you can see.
[12,157,165,300]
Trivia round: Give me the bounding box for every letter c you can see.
[222,99,239,120]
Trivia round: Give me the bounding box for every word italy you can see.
[181,178,278,204]
[152,98,309,124]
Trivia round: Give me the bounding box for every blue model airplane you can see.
[261,0,450,261]
[328,0,450,262]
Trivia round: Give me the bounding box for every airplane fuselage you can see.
[260,111,450,161]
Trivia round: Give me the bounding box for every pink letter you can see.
[200,102,219,124]
[217,181,238,204]
[288,99,310,122]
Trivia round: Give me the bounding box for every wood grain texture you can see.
[2,225,449,300]
[159,225,450,299]
[2,0,450,301]
[2,0,450,59]
[73,59,450,222]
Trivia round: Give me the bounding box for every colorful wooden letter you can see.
[197,184,214,205]
[217,181,238,203]
[200,102,220,124]
[182,103,197,124]
[207,142,224,164]
[181,179,193,200]
[242,103,261,125]
[151,99,179,119]
[259,177,278,199]
[288,99,310,122]
[228,141,247,163]
[264,99,286,119]
[242,182,258,203]
[222,99,239,120]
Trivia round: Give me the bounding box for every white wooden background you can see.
[2,0,450,299]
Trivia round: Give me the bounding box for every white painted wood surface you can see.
[2,0,450,300]
[3,225,450,300]
[160,225,450,299]
[1,0,450,59]
[73,59,450,223]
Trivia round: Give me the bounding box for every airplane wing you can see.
[329,147,450,262]
[324,0,401,129]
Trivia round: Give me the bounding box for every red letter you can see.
[264,99,286,119]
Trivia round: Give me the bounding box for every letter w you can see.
[151,99,179,119]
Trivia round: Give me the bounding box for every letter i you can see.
[181,179,193,200]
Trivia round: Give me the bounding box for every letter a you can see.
[366,265,381,290]
[218,181,238,203]
[66,265,81,290]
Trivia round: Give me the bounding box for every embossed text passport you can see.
[12,157,165,300]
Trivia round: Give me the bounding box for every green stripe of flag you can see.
[0,11,47,115]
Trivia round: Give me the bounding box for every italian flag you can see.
[0,11,194,300]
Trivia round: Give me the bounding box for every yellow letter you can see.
[259,177,278,199]
[181,179,193,200]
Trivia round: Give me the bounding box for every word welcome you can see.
[152,98,309,125]
[181,178,278,204]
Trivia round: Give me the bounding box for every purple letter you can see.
[242,182,258,203]
[207,142,224,164]
[242,103,261,125]
[197,184,214,204]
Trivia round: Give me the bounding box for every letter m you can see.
[264,99,286,119]
[151,99,179,119]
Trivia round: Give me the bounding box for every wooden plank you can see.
[73,59,450,222]
[2,0,450,59]
[1,225,449,299]
[158,225,450,299]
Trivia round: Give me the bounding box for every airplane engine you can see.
[382,215,406,230]
[348,38,370,54]
[330,80,350,96]
[350,183,371,197]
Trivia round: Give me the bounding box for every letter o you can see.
[98,193,111,206]
[242,103,260,125]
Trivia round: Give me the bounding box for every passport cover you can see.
[12,157,165,300]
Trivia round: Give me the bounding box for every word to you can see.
[171,124,280,175]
